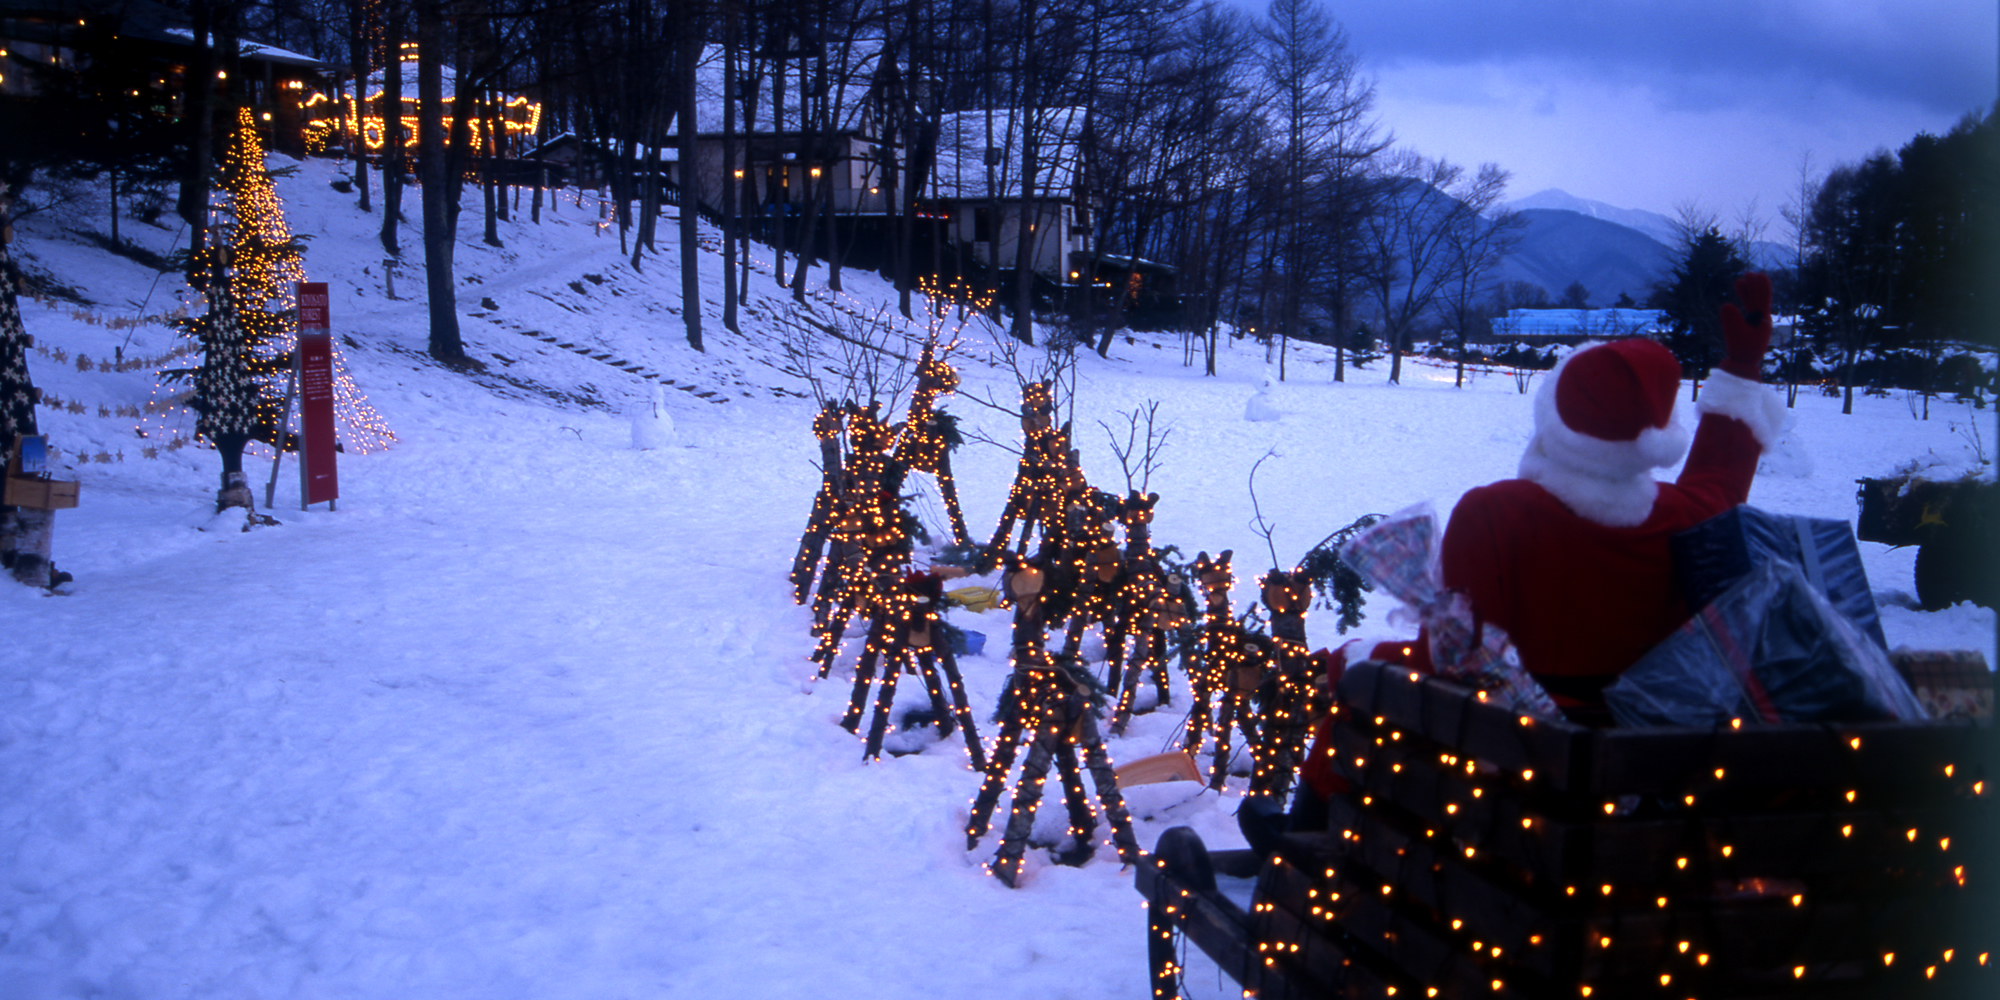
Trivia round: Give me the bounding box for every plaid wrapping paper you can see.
[1891,649,1993,722]
[1341,506,1561,718]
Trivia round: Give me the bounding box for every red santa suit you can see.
[1302,277,1785,796]
[1433,336,1789,710]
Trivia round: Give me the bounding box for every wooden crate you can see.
[1136,662,1997,999]
[3,474,79,510]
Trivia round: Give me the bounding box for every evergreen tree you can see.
[1651,226,1748,383]
[178,109,306,513]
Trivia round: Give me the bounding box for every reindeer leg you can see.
[991,734,1057,887]
[862,647,905,760]
[1149,631,1172,706]
[915,649,955,738]
[1103,615,1128,697]
[1181,644,1215,755]
[839,611,891,732]
[1076,712,1143,866]
[1051,738,1098,866]
[966,719,1023,848]
[937,450,972,548]
[1209,692,1236,790]
[936,643,987,771]
[1111,633,1148,736]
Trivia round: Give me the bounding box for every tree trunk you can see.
[676,25,703,352]
[417,0,463,363]
[348,0,372,213]
[379,2,405,257]
[720,14,740,334]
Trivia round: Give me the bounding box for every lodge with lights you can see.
[0,0,325,156]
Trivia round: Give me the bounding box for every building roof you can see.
[0,0,325,70]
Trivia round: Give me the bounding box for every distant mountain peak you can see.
[1503,190,1678,245]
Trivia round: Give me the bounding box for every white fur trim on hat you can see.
[1517,344,1690,528]
[1695,370,1790,448]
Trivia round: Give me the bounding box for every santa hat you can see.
[1518,339,1690,527]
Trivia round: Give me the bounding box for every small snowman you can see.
[1244,375,1280,422]
[631,384,675,449]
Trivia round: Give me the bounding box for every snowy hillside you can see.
[1,155,1992,1000]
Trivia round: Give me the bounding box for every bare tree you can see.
[1256,0,1382,379]
[1361,150,1510,384]
[1436,199,1525,388]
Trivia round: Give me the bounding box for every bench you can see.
[1138,661,1995,998]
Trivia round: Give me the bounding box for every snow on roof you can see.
[160,27,324,69]
[1492,308,1665,337]
[929,107,1087,202]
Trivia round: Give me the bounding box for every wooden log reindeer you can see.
[891,342,972,548]
[987,381,1082,554]
[789,402,848,605]
[1247,567,1318,802]
[1180,550,1274,789]
[1105,492,1196,735]
[966,549,1142,887]
[835,570,987,766]
[810,403,906,662]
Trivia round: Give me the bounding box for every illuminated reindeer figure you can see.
[891,342,972,547]
[789,402,848,606]
[835,569,987,765]
[1049,484,1128,668]
[1248,567,1319,801]
[1181,550,1273,789]
[1105,492,1196,735]
[966,548,1142,888]
[987,381,1081,554]
[810,404,907,664]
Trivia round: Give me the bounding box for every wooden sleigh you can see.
[1138,661,1995,999]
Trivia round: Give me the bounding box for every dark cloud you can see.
[1326,0,1995,117]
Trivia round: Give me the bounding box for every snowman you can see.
[630,384,675,449]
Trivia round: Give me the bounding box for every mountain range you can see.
[1491,189,1789,308]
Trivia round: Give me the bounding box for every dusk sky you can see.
[1313,0,1998,223]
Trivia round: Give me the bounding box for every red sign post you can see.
[295,282,339,508]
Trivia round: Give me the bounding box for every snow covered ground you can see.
[2,155,1992,1000]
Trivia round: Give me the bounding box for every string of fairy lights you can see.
[141,108,394,462]
[787,331,1334,888]
[778,285,1992,1000]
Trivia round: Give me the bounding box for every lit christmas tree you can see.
[173,108,392,515]
[0,186,60,586]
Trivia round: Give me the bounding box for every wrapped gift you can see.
[1891,649,1993,722]
[1604,560,1927,727]
[1671,504,1886,650]
[1340,505,1560,718]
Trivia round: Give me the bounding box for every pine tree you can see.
[181,109,306,514]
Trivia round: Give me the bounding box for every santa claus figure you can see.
[1250,276,1790,850]
[1431,272,1788,718]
